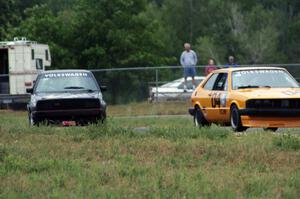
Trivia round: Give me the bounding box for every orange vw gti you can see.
[189,67,300,132]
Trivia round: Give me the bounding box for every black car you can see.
[27,70,107,126]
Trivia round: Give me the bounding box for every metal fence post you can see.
[155,69,159,102]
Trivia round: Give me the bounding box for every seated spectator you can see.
[204,58,217,76]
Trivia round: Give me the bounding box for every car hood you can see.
[236,88,300,99]
[33,92,100,100]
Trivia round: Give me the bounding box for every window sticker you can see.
[43,72,89,78]
[235,70,284,76]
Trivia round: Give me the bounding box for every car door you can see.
[197,73,228,122]
[196,73,219,121]
[210,73,229,122]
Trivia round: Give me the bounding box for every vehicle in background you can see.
[189,67,300,132]
[149,76,205,102]
[0,37,51,108]
[27,70,107,126]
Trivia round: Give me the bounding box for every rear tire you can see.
[194,107,209,127]
[230,105,247,132]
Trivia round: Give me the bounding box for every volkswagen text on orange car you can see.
[189,67,300,132]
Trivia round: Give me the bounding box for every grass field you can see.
[107,101,190,116]
[1,108,300,198]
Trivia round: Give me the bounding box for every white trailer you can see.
[0,37,51,107]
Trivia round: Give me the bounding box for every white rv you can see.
[0,37,51,106]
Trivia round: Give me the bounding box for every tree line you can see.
[1,0,300,69]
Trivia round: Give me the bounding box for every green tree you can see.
[227,4,285,64]
[71,0,171,68]
[194,36,226,65]
[0,0,19,40]
[13,4,75,68]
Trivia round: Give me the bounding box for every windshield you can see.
[232,69,299,90]
[35,72,99,93]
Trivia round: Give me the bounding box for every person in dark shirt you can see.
[225,56,238,68]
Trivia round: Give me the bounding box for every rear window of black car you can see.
[35,72,99,93]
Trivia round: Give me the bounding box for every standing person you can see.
[204,58,217,76]
[180,43,198,91]
[225,55,238,68]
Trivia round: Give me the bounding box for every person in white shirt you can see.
[180,43,198,91]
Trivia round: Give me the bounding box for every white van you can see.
[0,37,51,106]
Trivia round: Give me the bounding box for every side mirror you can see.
[26,88,33,94]
[100,86,107,92]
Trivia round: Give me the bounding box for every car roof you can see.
[42,69,91,74]
[214,66,286,73]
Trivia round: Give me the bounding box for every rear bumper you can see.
[239,108,300,117]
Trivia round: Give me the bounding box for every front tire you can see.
[264,127,278,132]
[28,112,39,126]
[194,107,209,127]
[230,105,247,132]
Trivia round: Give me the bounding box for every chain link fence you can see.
[0,64,299,105]
[90,64,300,104]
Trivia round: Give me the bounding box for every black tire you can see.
[101,111,107,123]
[90,112,107,125]
[194,107,209,127]
[230,105,247,132]
[28,112,39,126]
[264,127,278,132]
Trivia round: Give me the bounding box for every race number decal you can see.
[211,93,227,108]
[211,92,221,108]
[220,94,227,107]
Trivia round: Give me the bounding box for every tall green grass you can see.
[0,112,300,198]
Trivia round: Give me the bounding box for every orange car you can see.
[189,67,300,132]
